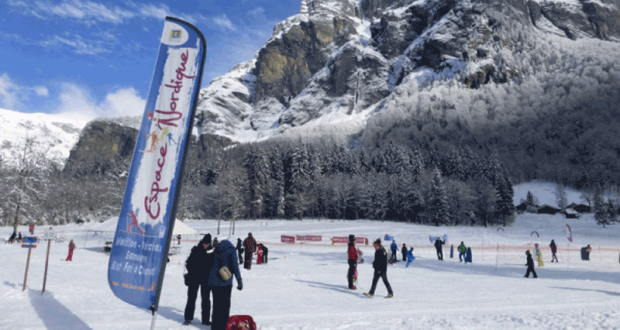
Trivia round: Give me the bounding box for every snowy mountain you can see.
[196,0,620,144]
[0,108,88,168]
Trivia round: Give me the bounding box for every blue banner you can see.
[108,17,206,310]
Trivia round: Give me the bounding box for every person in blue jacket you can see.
[390,240,398,263]
[405,247,416,267]
[208,239,243,330]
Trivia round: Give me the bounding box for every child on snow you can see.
[66,239,76,261]
[535,243,544,267]
[405,247,415,267]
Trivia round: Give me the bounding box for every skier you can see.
[401,243,407,262]
[183,234,215,326]
[17,232,22,243]
[535,243,544,267]
[549,240,558,262]
[66,239,76,261]
[208,239,243,330]
[390,240,398,263]
[177,234,182,245]
[242,233,257,270]
[347,235,358,290]
[236,238,244,265]
[524,250,537,278]
[434,237,445,260]
[458,242,467,262]
[364,239,394,298]
[405,247,416,267]
[256,244,264,265]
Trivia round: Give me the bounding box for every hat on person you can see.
[373,238,381,245]
[248,232,253,237]
[349,234,355,241]
[201,234,212,245]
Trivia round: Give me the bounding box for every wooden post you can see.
[22,247,32,291]
[42,239,51,293]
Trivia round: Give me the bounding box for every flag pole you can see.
[148,17,206,330]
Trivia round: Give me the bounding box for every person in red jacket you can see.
[347,235,358,289]
[256,244,263,265]
[242,233,257,270]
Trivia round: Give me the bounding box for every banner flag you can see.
[107,17,206,310]
[566,224,573,242]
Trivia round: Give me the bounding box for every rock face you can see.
[57,0,620,171]
[63,120,138,177]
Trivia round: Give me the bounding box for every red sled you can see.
[226,315,256,330]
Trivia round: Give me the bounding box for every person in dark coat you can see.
[401,243,407,262]
[17,232,22,242]
[262,243,268,264]
[347,235,358,289]
[524,250,537,278]
[208,239,242,330]
[434,237,445,260]
[236,238,244,265]
[364,239,393,298]
[183,234,215,326]
[242,233,257,270]
[549,240,558,262]
[8,232,16,244]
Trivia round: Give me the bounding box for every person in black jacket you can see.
[236,238,244,265]
[183,234,215,326]
[434,237,445,260]
[262,244,268,264]
[401,243,407,262]
[364,239,393,298]
[524,250,537,278]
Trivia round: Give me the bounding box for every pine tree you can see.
[283,144,307,219]
[526,190,535,207]
[555,183,568,211]
[428,168,450,226]
[593,189,609,228]
[243,146,268,219]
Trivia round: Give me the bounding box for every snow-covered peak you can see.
[0,108,88,168]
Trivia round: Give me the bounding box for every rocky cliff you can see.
[195,0,620,144]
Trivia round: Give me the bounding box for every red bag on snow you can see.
[226,315,256,330]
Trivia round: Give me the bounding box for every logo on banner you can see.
[170,30,182,39]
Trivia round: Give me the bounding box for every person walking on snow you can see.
[401,243,407,262]
[549,240,558,262]
[183,234,215,326]
[208,239,243,330]
[242,233,256,270]
[434,237,445,260]
[347,235,358,289]
[535,243,544,267]
[405,247,416,267]
[390,240,398,263]
[66,239,76,261]
[458,242,467,262]
[524,250,538,278]
[364,239,393,298]
[236,238,244,265]
[262,243,268,264]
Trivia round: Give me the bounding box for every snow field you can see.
[2,210,620,329]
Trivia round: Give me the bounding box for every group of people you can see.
[347,235,394,298]
[236,233,269,270]
[6,231,22,244]
[183,234,243,329]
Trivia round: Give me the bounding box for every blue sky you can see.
[0,0,300,119]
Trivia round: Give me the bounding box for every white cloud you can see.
[213,14,237,32]
[0,74,21,109]
[34,86,49,96]
[39,33,110,55]
[7,0,135,24]
[56,83,145,120]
